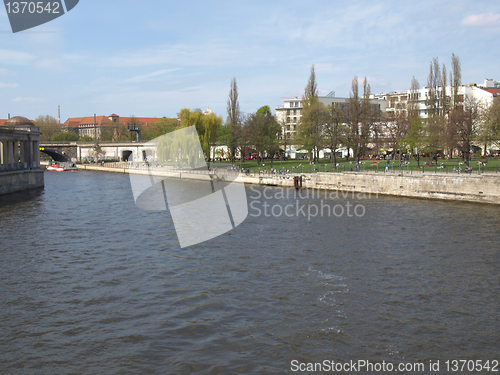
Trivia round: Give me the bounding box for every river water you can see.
[0,170,499,374]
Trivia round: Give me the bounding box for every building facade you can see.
[275,79,498,158]
[373,83,496,119]
[63,114,165,140]
[275,93,388,158]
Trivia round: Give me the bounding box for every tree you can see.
[323,102,347,166]
[451,53,462,109]
[178,108,222,160]
[448,95,480,162]
[99,126,115,142]
[34,115,62,141]
[345,76,377,162]
[141,118,179,141]
[126,116,142,142]
[425,57,443,157]
[358,77,378,161]
[480,96,500,154]
[226,77,242,164]
[89,144,106,161]
[304,64,318,101]
[51,131,78,142]
[245,106,281,167]
[256,105,271,116]
[296,65,324,163]
[403,77,425,166]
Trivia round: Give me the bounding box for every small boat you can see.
[46,162,78,172]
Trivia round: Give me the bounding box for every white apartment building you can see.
[373,83,497,119]
[275,92,388,158]
[275,80,498,158]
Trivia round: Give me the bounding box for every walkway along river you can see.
[72,161,500,205]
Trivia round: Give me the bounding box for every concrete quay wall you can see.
[0,170,44,195]
[73,163,500,205]
[252,172,500,205]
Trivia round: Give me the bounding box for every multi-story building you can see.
[275,79,498,158]
[275,92,388,157]
[374,81,497,119]
[63,113,165,140]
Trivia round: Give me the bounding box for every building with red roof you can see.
[63,113,165,140]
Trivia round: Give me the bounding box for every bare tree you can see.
[226,77,242,165]
[323,102,346,166]
[345,76,360,161]
[35,115,62,141]
[451,53,462,108]
[448,95,480,163]
[426,57,444,158]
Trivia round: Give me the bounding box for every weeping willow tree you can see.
[155,126,206,168]
[154,108,222,168]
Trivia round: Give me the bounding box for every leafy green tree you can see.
[256,105,271,116]
[51,131,79,141]
[141,118,179,141]
[79,135,94,142]
[178,108,222,160]
[245,107,281,167]
[295,65,325,163]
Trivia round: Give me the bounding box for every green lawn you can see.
[215,156,500,174]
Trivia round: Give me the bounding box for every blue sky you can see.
[0,0,499,122]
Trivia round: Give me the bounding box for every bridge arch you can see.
[40,149,69,162]
[122,150,133,161]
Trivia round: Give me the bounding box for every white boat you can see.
[46,162,78,172]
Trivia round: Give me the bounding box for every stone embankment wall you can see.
[71,163,500,205]
[0,170,44,195]
[252,172,500,205]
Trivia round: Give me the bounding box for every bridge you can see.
[0,116,44,194]
[39,141,155,162]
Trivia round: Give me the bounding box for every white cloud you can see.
[13,97,42,102]
[462,13,500,26]
[0,82,19,88]
[120,68,181,84]
[0,49,34,65]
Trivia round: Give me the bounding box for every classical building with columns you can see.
[0,116,43,194]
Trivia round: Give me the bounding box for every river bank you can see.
[41,161,500,205]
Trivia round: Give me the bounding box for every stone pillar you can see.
[0,140,4,171]
[27,138,33,170]
[33,140,40,168]
[13,139,20,170]
[7,140,14,170]
[19,140,25,169]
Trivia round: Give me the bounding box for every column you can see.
[13,139,20,170]
[33,140,40,168]
[0,140,4,171]
[19,140,26,170]
[7,140,14,170]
